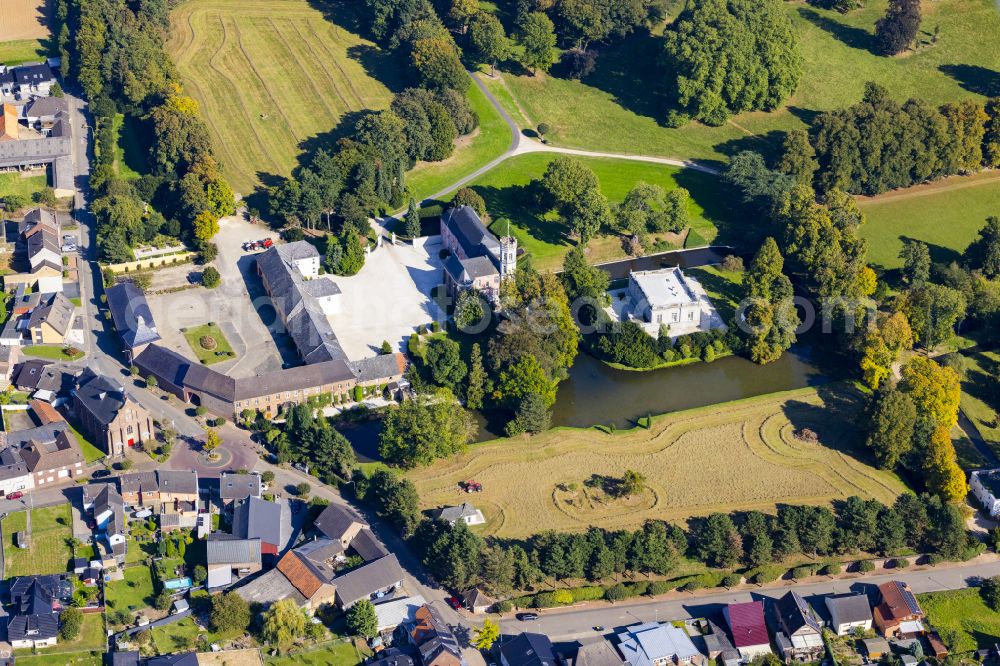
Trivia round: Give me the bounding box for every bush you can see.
[493,599,513,613]
[680,580,703,593]
[551,589,574,605]
[571,586,605,602]
[604,584,632,602]
[647,581,672,596]
[856,560,875,573]
[60,608,83,640]
[199,242,218,264]
[532,592,558,608]
[194,406,208,417]
[721,574,741,588]
[199,335,217,350]
[819,563,841,576]
[537,123,550,136]
[201,266,221,288]
[295,482,311,496]
[791,565,815,579]
[722,255,744,272]
[889,557,909,569]
[926,553,945,566]
[630,581,649,596]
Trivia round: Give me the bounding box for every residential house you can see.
[19,427,85,485]
[373,595,427,632]
[348,352,408,392]
[410,603,466,666]
[462,587,495,614]
[333,553,404,608]
[12,359,52,391]
[157,470,199,530]
[73,369,155,456]
[825,594,873,636]
[12,63,57,96]
[146,653,199,666]
[27,292,75,344]
[23,96,68,130]
[615,622,703,666]
[369,648,415,666]
[232,497,291,560]
[574,640,626,666]
[873,581,925,637]
[0,447,33,496]
[971,469,1000,517]
[500,633,558,666]
[6,574,70,649]
[219,471,263,504]
[274,549,337,610]
[0,92,73,191]
[314,502,367,549]
[773,592,824,662]
[430,503,485,526]
[105,282,161,362]
[0,345,20,388]
[724,601,772,660]
[119,471,160,508]
[206,535,262,589]
[93,483,127,562]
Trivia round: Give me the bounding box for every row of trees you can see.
[411,491,976,595]
[781,83,1000,195]
[70,0,233,262]
[261,403,358,485]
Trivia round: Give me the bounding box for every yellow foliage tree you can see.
[900,356,960,428]
[924,426,968,502]
[193,210,220,244]
[859,311,914,390]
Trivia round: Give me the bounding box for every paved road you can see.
[499,558,1000,642]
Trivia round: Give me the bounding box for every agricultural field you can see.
[0,0,50,66]
[858,173,1000,270]
[489,0,1000,165]
[1,504,74,577]
[408,385,907,538]
[454,152,730,271]
[919,587,1000,652]
[166,0,402,196]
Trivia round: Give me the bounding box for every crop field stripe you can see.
[262,18,342,126]
[232,20,304,143]
[289,20,358,111]
[301,19,369,109]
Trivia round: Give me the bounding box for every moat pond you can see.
[342,345,827,461]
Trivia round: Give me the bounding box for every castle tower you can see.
[499,226,517,280]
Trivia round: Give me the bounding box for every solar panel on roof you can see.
[897,582,921,615]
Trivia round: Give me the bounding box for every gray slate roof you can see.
[826,593,874,625]
[314,503,366,542]
[206,535,262,565]
[105,282,161,350]
[232,359,355,401]
[349,354,404,384]
[776,591,822,635]
[351,527,389,562]
[28,293,74,336]
[500,633,557,666]
[333,554,404,606]
[442,206,500,259]
[134,344,236,400]
[158,470,198,495]
[234,567,306,608]
[433,503,479,523]
[220,471,262,500]
[74,369,128,426]
[232,497,284,547]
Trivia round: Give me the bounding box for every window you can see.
[671,311,679,323]
[127,425,134,434]
[687,311,694,321]
[656,314,662,324]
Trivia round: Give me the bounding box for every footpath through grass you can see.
[496,0,1000,164]
[2,504,74,576]
[858,173,1000,269]
[920,587,1000,652]
[183,322,236,365]
[454,152,730,271]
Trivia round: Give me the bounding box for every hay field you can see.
[408,385,907,538]
[0,0,49,42]
[166,0,399,195]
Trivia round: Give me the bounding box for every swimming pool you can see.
[163,577,192,590]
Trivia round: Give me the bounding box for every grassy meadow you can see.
[2,504,74,577]
[959,349,1000,458]
[0,172,49,201]
[453,152,730,271]
[166,0,401,195]
[408,385,906,538]
[491,0,1000,165]
[857,173,1000,269]
[920,588,1000,652]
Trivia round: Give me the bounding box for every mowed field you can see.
[409,385,907,538]
[858,172,1000,269]
[166,0,399,195]
[491,0,1000,165]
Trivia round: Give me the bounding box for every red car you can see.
[446,596,462,610]
[6,492,23,500]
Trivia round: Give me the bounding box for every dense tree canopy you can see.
[663,0,802,126]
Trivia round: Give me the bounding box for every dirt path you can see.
[856,169,1000,204]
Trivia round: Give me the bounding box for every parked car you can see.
[92,469,111,479]
[6,491,23,500]
[62,234,75,242]
[446,596,462,610]
[516,613,538,621]
[61,243,77,252]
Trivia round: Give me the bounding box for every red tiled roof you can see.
[876,581,922,622]
[276,551,324,599]
[727,601,769,648]
[30,400,64,425]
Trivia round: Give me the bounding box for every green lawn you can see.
[920,587,1000,652]
[496,0,1000,165]
[959,349,1000,458]
[2,504,74,576]
[182,322,236,364]
[64,420,106,464]
[0,173,49,201]
[0,39,50,65]
[12,613,106,658]
[858,174,1000,269]
[453,152,730,270]
[686,265,744,324]
[22,345,86,361]
[105,565,156,615]
[110,113,148,179]
[266,639,371,666]
[405,78,512,203]
[14,653,103,666]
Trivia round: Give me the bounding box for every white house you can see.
[825,594,874,636]
[0,448,34,497]
[615,267,725,338]
[971,469,1000,516]
[616,622,702,666]
[430,503,485,526]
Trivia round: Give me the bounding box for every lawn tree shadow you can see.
[938,64,1000,97]
[787,106,822,126]
[296,110,370,168]
[346,44,408,94]
[471,183,571,249]
[963,351,1000,413]
[797,7,877,54]
[898,235,963,266]
[713,130,788,164]
[574,29,675,125]
[780,383,873,462]
[673,169,740,248]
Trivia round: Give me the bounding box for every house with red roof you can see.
[723,601,772,660]
[873,581,925,638]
